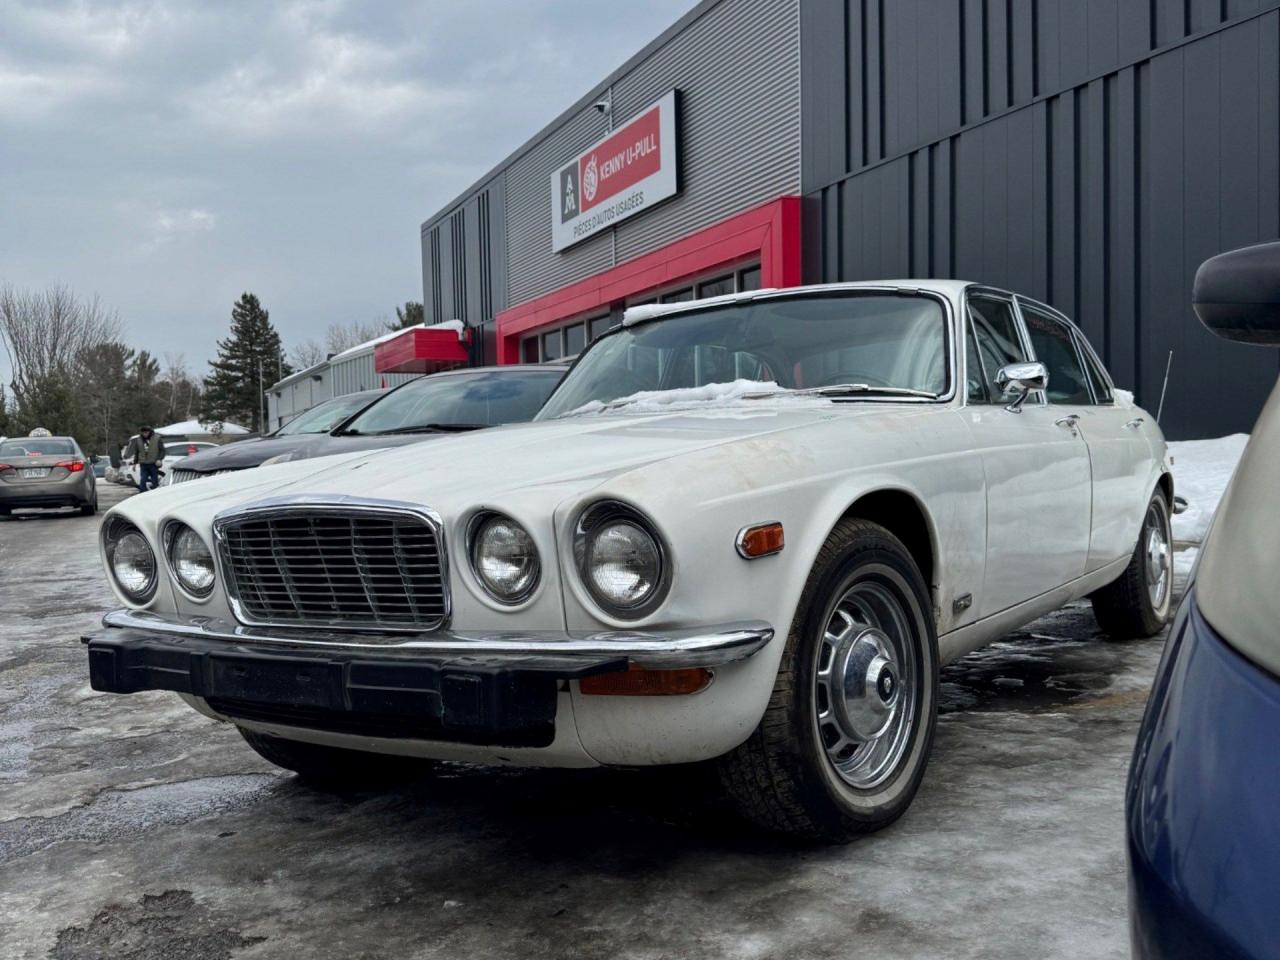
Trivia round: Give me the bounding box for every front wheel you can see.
[719,519,939,842]
[1091,490,1173,639]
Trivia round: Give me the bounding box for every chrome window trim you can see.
[211,494,451,633]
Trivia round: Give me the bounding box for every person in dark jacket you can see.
[125,426,166,492]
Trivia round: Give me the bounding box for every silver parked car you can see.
[0,435,98,516]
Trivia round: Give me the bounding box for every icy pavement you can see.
[0,482,1199,960]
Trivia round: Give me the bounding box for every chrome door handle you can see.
[1124,417,1145,430]
[1054,414,1080,429]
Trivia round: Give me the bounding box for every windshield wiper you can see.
[367,423,487,436]
[782,383,940,400]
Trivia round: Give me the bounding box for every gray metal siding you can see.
[487,0,799,308]
[804,0,1280,438]
[329,353,416,398]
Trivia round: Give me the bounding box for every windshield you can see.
[342,370,562,435]
[276,393,378,436]
[537,293,949,419]
[0,438,75,457]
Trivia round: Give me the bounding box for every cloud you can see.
[0,0,698,377]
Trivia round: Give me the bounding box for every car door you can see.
[963,291,1093,618]
[1019,298,1150,571]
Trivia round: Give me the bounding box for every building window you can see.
[698,274,735,298]
[565,322,586,357]
[661,287,694,303]
[738,266,762,291]
[589,315,615,341]
[522,337,540,363]
[541,330,563,361]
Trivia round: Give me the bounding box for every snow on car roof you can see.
[620,279,976,327]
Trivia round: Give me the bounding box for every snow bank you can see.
[560,380,824,418]
[1169,433,1249,543]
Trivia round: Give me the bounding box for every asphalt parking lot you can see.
[0,482,1176,960]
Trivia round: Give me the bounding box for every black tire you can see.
[718,518,939,843]
[0,507,10,517]
[1091,489,1174,639]
[80,499,97,516]
[238,727,435,788]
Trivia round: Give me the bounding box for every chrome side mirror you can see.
[995,361,1049,413]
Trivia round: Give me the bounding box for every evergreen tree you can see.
[391,301,424,330]
[201,293,291,432]
[77,341,134,454]
[0,385,10,437]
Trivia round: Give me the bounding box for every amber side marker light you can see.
[736,522,784,559]
[579,665,712,696]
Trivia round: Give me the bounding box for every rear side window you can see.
[1080,346,1114,403]
[1020,305,1093,404]
[967,296,1026,403]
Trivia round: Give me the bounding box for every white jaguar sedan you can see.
[86,281,1173,841]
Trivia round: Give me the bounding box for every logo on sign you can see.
[583,154,599,203]
[559,163,579,223]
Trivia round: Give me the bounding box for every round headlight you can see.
[104,521,157,601]
[166,523,216,597]
[469,513,540,603]
[576,504,668,618]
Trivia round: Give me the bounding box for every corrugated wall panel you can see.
[804,0,1280,195]
[501,0,799,304]
[806,5,1280,438]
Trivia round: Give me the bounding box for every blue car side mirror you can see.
[1193,241,1280,346]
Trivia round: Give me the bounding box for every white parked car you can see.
[120,439,219,487]
[86,281,1172,840]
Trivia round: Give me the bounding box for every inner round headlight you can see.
[469,513,540,603]
[577,503,668,618]
[166,523,216,597]
[104,521,157,601]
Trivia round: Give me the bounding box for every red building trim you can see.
[495,196,802,363]
[374,326,471,374]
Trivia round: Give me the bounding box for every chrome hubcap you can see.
[815,579,918,790]
[1145,504,1170,609]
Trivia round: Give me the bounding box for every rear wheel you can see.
[1091,490,1173,639]
[238,728,436,788]
[80,498,97,516]
[718,519,939,842]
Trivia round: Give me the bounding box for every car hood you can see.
[177,432,435,472]
[147,402,944,520]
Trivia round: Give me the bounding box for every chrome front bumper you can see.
[99,609,774,670]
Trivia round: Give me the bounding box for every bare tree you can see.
[289,339,326,370]
[325,319,385,355]
[0,284,123,414]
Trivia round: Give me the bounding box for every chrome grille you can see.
[216,506,447,629]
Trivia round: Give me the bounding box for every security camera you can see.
[593,98,612,115]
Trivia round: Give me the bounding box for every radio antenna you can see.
[1156,350,1173,425]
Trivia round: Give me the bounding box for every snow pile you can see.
[1114,388,1135,404]
[560,380,825,418]
[1168,433,1249,543]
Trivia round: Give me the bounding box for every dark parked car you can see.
[1127,240,1280,960]
[0,434,98,516]
[164,366,567,485]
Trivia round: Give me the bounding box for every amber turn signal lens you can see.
[737,522,784,558]
[578,666,712,696]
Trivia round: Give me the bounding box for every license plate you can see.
[21,468,49,479]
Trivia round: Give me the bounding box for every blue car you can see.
[1127,241,1280,959]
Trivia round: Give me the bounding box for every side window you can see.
[1020,305,1092,404]
[1080,345,1114,404]
[965,321,990,402]
[967,296,1027,404]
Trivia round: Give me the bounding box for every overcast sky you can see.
[0,0,696,384]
